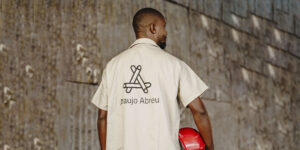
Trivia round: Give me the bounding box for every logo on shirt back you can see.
[123,65,151,93]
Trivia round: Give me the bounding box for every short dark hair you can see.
[132,8,164,35]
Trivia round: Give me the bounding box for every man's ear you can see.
[149,23,156,34]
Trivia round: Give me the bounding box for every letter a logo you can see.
[123,65,151,93]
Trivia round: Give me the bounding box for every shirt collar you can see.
[129,38,159,48]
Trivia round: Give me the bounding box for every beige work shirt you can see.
[91,38,209,150]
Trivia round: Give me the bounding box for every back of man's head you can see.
[132,8,164,35]
[132,8,167,49]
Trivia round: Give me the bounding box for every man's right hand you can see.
[97,109,107,150]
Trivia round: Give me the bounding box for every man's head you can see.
[132,8,167,49]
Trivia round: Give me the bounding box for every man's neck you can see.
[136,35,157,44]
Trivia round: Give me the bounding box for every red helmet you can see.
[178,127,206,150]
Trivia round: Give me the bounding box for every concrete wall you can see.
[0,0,299,150]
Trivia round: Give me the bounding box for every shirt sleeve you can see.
[91,65,109,111]
[178,61,209,108]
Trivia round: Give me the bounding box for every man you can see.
[91,7,214,150]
